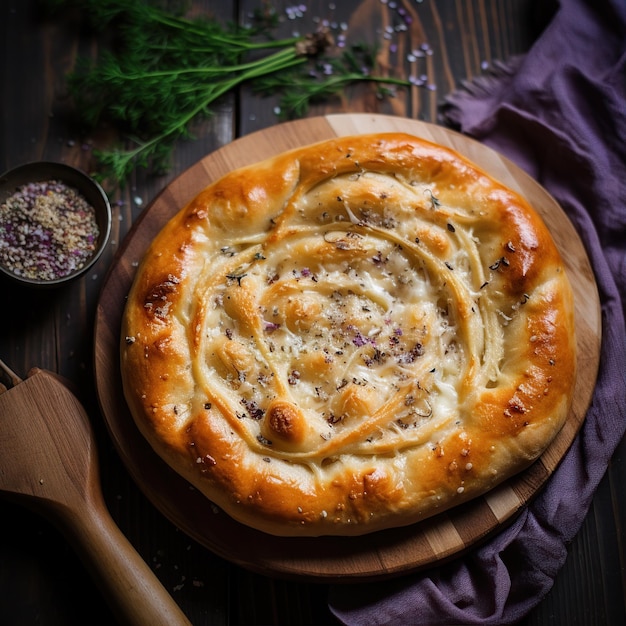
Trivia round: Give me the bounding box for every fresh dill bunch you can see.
[80,43,315,186]
[57,0,308,187]
[46,0,412,188]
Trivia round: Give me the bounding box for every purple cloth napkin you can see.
[328,0,626,623]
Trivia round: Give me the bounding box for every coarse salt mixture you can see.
[0,179,100,281]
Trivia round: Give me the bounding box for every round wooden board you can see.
[94,114,601,582]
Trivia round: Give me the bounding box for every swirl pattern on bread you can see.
[121,133,576,536]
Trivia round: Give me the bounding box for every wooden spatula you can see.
[0,359,192,626]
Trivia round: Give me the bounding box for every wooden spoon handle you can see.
[56,494,192,626]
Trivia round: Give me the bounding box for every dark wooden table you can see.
[1,1,624,624]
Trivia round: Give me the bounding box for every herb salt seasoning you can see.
[0,180,100,281]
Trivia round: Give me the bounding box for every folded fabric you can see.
[329,0,626,623]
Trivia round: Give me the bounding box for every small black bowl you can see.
[0,161,111,287]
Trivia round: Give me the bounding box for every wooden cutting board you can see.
[94,114,601,582]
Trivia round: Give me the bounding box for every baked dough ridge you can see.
[121,133,577,536]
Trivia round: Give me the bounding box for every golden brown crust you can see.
[120,133,576,536]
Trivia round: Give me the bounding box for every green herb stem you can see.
[108,47,300,83]
[150,12,301,51]
[292,72,410,104]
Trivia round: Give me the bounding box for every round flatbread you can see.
[121,133,576,536]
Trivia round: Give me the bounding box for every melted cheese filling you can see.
[178,171,515,465]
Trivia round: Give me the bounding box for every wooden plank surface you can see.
[1,1,625,624]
